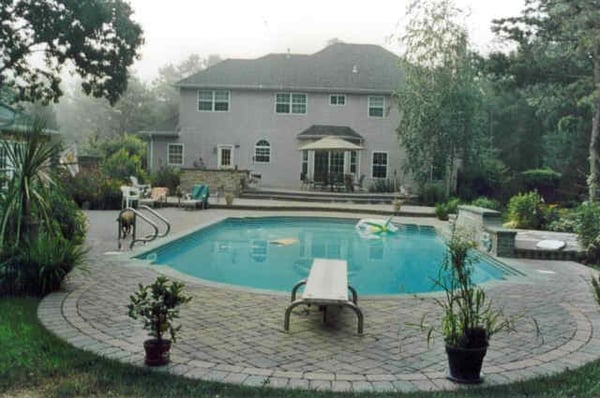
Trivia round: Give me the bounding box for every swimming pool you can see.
[137,217,508,295]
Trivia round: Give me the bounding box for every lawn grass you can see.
[2,298,600,398]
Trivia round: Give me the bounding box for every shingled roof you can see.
[177,43,402,94]
[297,125,364,141]
[137,114,180,137]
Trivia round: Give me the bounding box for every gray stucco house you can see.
[140,43,409,190]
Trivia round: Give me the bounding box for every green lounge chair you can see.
[182,184,209,209]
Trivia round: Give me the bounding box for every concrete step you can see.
[240,189,404,204]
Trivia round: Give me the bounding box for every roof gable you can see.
[177,43,401,93]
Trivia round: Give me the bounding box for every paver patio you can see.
[38,208,600,393]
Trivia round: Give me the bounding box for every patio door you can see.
[312,151,345,184]
[314,152,328,183]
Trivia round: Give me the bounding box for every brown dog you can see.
[118,210,135,238]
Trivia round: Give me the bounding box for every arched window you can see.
[254,139,271,163]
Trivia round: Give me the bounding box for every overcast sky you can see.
[127,0,525,81]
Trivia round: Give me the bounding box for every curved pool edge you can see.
[38,251,600,393]
[131,215,511,297]
[37,210,600,393]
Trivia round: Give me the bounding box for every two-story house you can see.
[141,43,409,190]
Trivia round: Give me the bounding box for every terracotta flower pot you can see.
[144,339,171,366]
[445,343,488,384]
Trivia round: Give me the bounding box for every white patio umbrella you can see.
[298,136,363,151]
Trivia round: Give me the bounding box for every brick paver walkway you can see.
[38,209,600,393]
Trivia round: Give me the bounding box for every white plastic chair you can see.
[129,176,151,196]
[120,185,140,208]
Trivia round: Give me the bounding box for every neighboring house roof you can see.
[0,102,59,136]
[297,125,364,141]
[137,114,180,137]
[177,43,402,94]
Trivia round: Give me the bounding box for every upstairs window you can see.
[198,90,230,112]
[330,94,346,106]
[254,139,271,163]
[276,93,306,114]
[372,151,388,178]
[167,143,184,166]
[368,95,385,118]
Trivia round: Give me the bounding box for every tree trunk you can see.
[589,54,600,202]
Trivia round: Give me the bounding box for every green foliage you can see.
[100,134,148,161]
[521,168,561,202]
[127,276,192,342]
[0,126,59,249]
[419,182,448,206]
[102,148,145,182]
[150,166,181,193]
[592,275,600,307]
[62,168,122,210]
[0,233,86,296]
[458,151,512,202]
[420,234,514,348]
[492,0,600,202]
[396,0,482,195]
[471,197,500,211]
[547,208,580,233]
[45,178,87,245]
[435,198,461,221]
[368,178,397,193]
[505,191,544,229]
[576,202,600,264]
[0,0,143,104]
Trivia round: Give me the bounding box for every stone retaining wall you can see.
[454,205,517,257]
[180,169,249,196]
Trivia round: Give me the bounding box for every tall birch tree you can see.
[395,0,481,196]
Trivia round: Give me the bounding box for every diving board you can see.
[283,258,364,334]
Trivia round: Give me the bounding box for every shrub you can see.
[435,198,461,221]
[45,181,87,245]
[151,166,181,192]
[420,182,447,206]
[0,233,87,296]
[102,148,145,182]
[592,275,600,307]
[470,197,500,211]
[521,168,561,202]
[505,191,543,229]
[62,169,122,210]
[100,133,147,163]
[577,202,600,264]
[368,178,397,193]
[547,208,579,233]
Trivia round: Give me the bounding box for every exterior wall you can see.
[179,169,249,195]
[158,88,410,189]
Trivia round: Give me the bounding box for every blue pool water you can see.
[138,217,506,295]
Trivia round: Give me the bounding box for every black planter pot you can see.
[144,339,171,366]
[445,343,488,384]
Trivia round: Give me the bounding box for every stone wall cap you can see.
[458,205,501,216]
[485,226,518,234]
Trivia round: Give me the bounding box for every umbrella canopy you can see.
[298,136,363,151]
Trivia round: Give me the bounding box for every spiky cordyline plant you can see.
[0,123,60,249]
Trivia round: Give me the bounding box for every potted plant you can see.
[421,233,515,384]
[127,275,192,366]
[392,197,403,215]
